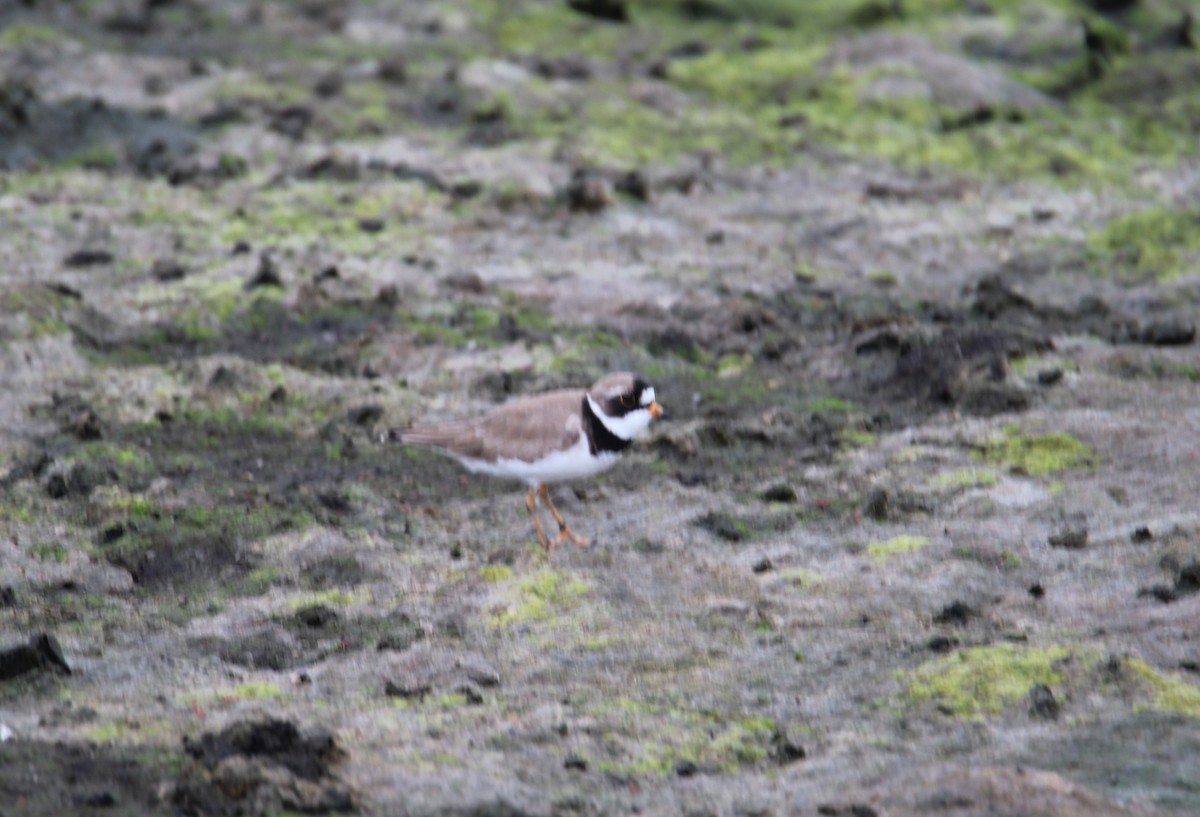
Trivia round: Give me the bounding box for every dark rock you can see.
[564,754,588,771]
[63,249,114,267]
[564,168,613,213]
[0,586,15,607]
[208,365,238,390]
[614,169,651,202]
[384,679,431,700]
[1037,368,1064,386]
[695,511,749,542]
[566,0,628,22]
[46,281,83,299]
[770,728,807,765]
[100,523,126,544]
[455,684,485,704]
[1176,562,1200,596]
[970,275,1034,320]
[347,405,383,427]
[294,604,340,629]
[246,251,284,289]
[378,55,407,83]
[933,600,976,626]
[313,71,344,98]
[1029,683,1060,720]
[231,240,252,255]
[216,630,298,672]
[752,557,774,574]
[1048,527,1088,549]
[314,265,340,283]
[1138,584,1176,603]
[531,55,593,80]
[0,633,71,680]
[1136,320,1195,346]
[818,804,878,817]
[673,759,699,777]
[862,487,889,521]
[176,718,351,815]
[150,258,187,281]
[443,271,488,294]
[357,217,385,233]
[927,635,959,653]
[1029,583,1046,599]
[1130,526,1153,543]
[269,105,313,140]
[377,284,400,307]
[760,483,798,503]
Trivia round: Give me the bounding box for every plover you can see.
[400,372,664,551]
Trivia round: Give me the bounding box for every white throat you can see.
[587,394,653,441]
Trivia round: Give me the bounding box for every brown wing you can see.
[401,389,585,463]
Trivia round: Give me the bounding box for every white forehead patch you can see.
[640,387,655,406]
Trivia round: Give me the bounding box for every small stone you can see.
[1138,585,1176,604]
[379,56,407,83]
[673,759,699,777]
[246,251,284,289]
[770,728,807,765]
[63,248,114,267]
[347,405,384,427]
[1176,562,1200,596]
[933,600,976,626]
[566,0,628,22]
[357,217,385,233]
[1048,526,1088,549]
[1137,320,1195,347]
[862,487,889,521]
[1130,526,1153,543]
[927,635,959,653]
[751,557,774,574]
[1028,683,1059,720]
[151,258,187,281]
[1028,583,1046,599]
[377,285,400,307]
[564,754,588,771]
[1036,368,1063,386]
[384,680,431,700]
[564,168,613,213]
[759,483,798,503]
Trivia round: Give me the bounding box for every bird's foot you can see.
[555,526,591,549]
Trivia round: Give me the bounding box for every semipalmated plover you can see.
[400,373,664,551]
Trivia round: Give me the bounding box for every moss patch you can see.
[907,645,1072,718]
[929,467,1000,491]
[1125,659,1200,719]
[491,568,589,626]
[1087,207,1200,282]
[979,426,1093,477]
[867,535,929,563]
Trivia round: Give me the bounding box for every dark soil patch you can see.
[0,739,179,817]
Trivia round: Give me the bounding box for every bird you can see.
[399,373,664,551]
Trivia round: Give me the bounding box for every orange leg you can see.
[526,486,552,552]
[539,483,591,548]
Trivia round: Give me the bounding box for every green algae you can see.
[979,425,1093,476]
[929,467,1000,491]
[1087,207,1200,281]
[867,535,929,563]
[491,568,589,626]
[1125,659,1200,719]
[907,645,1072,718]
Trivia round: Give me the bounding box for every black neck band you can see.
[582,396,632,456]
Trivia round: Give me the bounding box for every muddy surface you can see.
[1,1,1199,815]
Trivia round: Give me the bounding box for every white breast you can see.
[454,432,620,487]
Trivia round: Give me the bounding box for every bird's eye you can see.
[619,394,633,408]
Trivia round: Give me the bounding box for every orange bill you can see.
[648,402,664,419]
